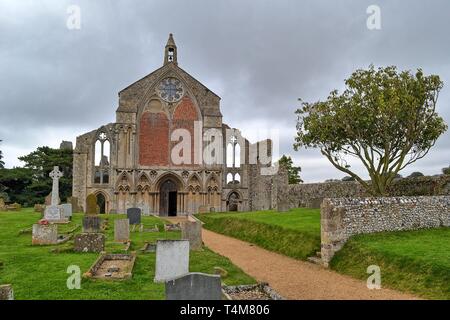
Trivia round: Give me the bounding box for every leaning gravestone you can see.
[165,272,222,300]
[44,166,65,221]
[114,219,130,242]
[32,224,58,245]
[127,208,141,225]
[74,233,105,253]
[59,203,73,219]
[86,194,98,214]
[181,221,202,250]
[82,215,101,233]
[0,284,14,300]
[154,240,189,283]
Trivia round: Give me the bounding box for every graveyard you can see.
[0,209,255,299]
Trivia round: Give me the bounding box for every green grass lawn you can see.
[198,208,449,299]
[330,228,450,300]
[197,208,321,260]
[0,209,255,300]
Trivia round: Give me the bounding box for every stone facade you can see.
[283,174,450,209]
[72,34,274,216]
[320,196,450,265]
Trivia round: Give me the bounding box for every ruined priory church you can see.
[73,34,276,216]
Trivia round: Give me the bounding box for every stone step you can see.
[307,256,323,265]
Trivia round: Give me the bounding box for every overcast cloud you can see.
[0,0,449,182]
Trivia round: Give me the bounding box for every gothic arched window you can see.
[226,135,241,168]
[94,132,110,184]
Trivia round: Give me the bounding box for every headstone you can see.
[127,208,141,225]
[154,240,189,283]
[138,204,150,215]
[82,215,101,233]
[32,224,58,245]
[34,204,45,213]
[165,272,222,300]
[0,198,6,211]
[86,194,98,214]
[0,284,14,300]
[59,203,73,219]
[44,166,65,221]
[277,199,290,212]
[5,203,21,211]
[44,205,63,221]
[67,196,81,213]
[181,221,202,250]
[74,233,105,253]
[114,219,130,242]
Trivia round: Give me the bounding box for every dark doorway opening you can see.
[168,191,177,216]
[96,193,106,214]
[160,179,178,216]
[227,192,239,212]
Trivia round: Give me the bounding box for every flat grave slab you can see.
[84,252,136,280]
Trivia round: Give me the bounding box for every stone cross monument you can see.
[49,166,63,205]
[44,166,64,221]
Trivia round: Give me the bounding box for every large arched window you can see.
[226,135,241,168]
[94,132,110,184]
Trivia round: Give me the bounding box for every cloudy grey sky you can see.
[0,0,449,182]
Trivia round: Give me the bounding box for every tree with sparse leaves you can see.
[278,155,302,184]
[294,65,447,196]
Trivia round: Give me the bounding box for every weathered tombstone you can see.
[32,224,58,245]
[165,272,222,300]
[67,196,81,213]
[114,219,130,242]
[86,194,98,214]
[82,215,101,233]
[154,240,189,283]
[181,221,202,250]
[44,166,65,221]
[0,284,14,300]
[74,233,105,253]
[59,203,73,219]
[127,208,141,225]
[0,198,6,211]
[277,199,290,212]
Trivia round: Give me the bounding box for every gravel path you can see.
[202,229,419,300]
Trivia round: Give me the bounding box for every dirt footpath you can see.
[202,229,419,300]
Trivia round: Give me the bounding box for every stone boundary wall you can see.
[320,196,450,266]
[285,175,450,209]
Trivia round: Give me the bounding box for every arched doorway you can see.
[96,193,106,214]
[160,179,178,216]
[227,192,240,212]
